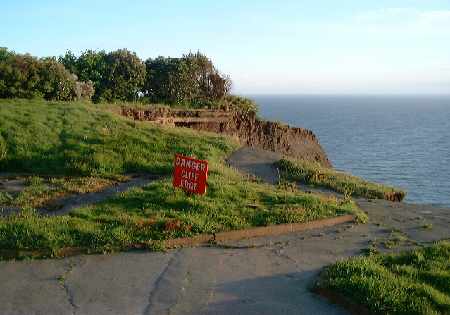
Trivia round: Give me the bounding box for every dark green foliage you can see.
[57,50,78,74]
[102,49,146,102]
[37,58,77,101]
[0,47,12,61]
[3,47,232,105]
[318,241,450,315]
[60,49,107,101]
[60,49,146,102]
[0,48,91,101]
[144,51,231,104]
[0,51,42,99]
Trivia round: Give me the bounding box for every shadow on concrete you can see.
[201,270,347,315]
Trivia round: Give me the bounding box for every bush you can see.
[0,52,42,99]
[2,47,233,105]
[38,58,77,101]
[220,95,258,113]
[0,48,83,101]
[60,49,146,102]
[75,80,95,101]
[101,49,146,102]
[60,49,107,102]
[144,52,231,104]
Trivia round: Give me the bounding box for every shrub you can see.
[0,51,42,99]
[60,49,108,102]
[0,49,81,101]
[101,49,146,102]
[38,58,77,101]
[75,80,95,101]
[144,52,231,104]
[220,95,259,113]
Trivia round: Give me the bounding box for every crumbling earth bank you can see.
[121,107,332,167]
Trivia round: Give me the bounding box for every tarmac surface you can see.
[1,147,449,315]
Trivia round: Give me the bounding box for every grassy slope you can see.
[317,241,450,315]
[0,99,365,258]
[276,158,406,201]
[0,99,232,176]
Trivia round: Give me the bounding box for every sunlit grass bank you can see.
[276,158,406,201]
[316,241,450,315]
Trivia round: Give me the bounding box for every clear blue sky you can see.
[2,0,450,94]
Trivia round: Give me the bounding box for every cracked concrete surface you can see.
[1,147,449,314]
[1,202,448,315]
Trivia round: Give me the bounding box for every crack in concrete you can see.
[143,250,180,315]
[62,281,78,315]
[57,258,83,315]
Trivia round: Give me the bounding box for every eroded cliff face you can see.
[121,107,332,167]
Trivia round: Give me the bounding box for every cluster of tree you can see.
[144,52,231,104]
[0,47,240,108]
[59,49,146,102]
[0,48,93,101]
[59,50,231,104]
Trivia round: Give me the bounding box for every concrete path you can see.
[0,147,449,315]
[227,146,282,184]
[0,175,160,217]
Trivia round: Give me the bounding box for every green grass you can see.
[316,241,450,315]
[276,158,406,201]
[0,98,233,176]
[0,99,365,258]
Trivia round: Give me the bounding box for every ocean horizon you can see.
[249,94,450,207]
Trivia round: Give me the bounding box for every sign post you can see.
[173,154,208,195]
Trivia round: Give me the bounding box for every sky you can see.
[1,0,450,94]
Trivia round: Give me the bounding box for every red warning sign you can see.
[173,154,208,195]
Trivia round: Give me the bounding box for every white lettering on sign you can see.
[180,179,198,191]
[176,156,206,172]
[181,170,199,181]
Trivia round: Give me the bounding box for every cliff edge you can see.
[121,107,332,167]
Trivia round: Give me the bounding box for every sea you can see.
[250,95,450,207]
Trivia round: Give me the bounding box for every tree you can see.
[58,50,78,75]
[60,50,108,102]
[144,52,231,105]
[144,56,198,103]
[38,57,77,101]
[0,50,41,98]
[101,49,146,101]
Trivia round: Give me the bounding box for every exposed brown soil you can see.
[121,107,332,167]
[164,215,355,248]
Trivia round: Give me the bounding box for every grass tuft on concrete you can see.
[316,241,450,315]
[276,158,406,201]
